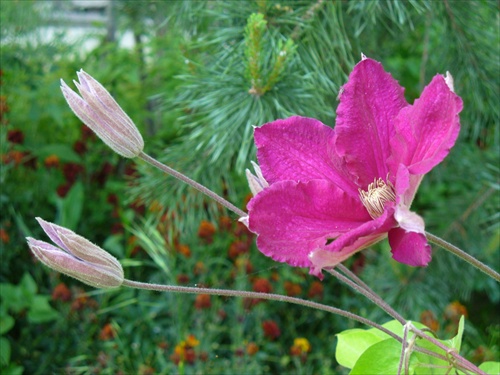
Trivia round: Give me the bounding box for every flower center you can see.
[359,178,396,219]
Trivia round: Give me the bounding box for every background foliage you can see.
[1,0,498,374]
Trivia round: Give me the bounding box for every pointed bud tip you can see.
[445,71,455,93]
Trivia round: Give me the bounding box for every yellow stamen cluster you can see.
[359,178,396,219]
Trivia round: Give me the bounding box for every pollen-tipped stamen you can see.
[359,178,396,219]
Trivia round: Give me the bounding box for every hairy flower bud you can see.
[27,218,124,288]
[60,70,144,158]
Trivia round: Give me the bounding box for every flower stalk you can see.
[426,231,500,282]
[138,152,247,218]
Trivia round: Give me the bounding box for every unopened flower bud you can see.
[60,70,144,158]
[27,218,124,288]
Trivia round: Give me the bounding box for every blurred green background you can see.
[1,1,498,374]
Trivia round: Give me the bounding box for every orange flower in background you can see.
[420,310,439,332]
[252,277,272,294]
[2,150,24,165]
[198,220,216,243]
[246,342,259,356]
[0,228,9,244]
[284,281,302,297]
[262,320,281,340]
[70,293,98,312]
[444,301,468,323]
[176,244,191,258]
[290,337,311,356]
[193,261,205,275]
[194,294,211,309]
[44,154,60,169]
[185,334,200,347]
[52,282,72,302]
[307,281,324,300]
[228,240,249,259]
[99,323,116,340]
[172,335,200,365]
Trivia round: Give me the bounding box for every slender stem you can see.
[122,279,451,364]
[409,325,486,375]
[138,152,247,218]
[336,264,406,324]
[426,231,500,283]
[398,323,409,375]
[327,268,406,325]
[122,279,402,342]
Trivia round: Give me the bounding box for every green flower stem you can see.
[327,267,406,325]
[409,324,486,375]
[122,279,401,342]
[426,231,500,283]
[138,152,247,218]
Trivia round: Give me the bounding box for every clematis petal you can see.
[254,116,358,197]
[388,228,432,266]
[247,179,370,269]
[335,58,408,188]
[393,164,423,208]
[309,232,387,278]
[389,74,463,176]
[394,205,426,234]
[309,205,397,277]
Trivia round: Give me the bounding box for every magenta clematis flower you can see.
[246,57,463,278]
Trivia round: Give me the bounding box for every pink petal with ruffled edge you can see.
[254,116,358,197]
[247,179,370,269]
[309,206,397,277]
[335,58,408,187]
[388,227,431,266]
[389,74,463,176]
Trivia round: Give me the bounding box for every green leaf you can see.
[57,181,84,230]
[19,273,37,298]
[479,362,500,375]
[336,329,386,369]
[27,295,59,324]
[0,314,14,335]
[1,364,24,375]
[0,337,10,366]
[412,340,451,375]
[447,315,465,352]
[350,339,406,375]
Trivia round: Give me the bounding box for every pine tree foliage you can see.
[131,0,499,236]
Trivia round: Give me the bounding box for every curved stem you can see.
[327,267,406,325]
[122,279,452,364]
[426,231,500,283]
[138,152,247,218]
[122,279,402,342]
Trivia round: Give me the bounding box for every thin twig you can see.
[426,231,500,282]
[139,152,247,218]
[327,267,406,325]
[122,279,402,342]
